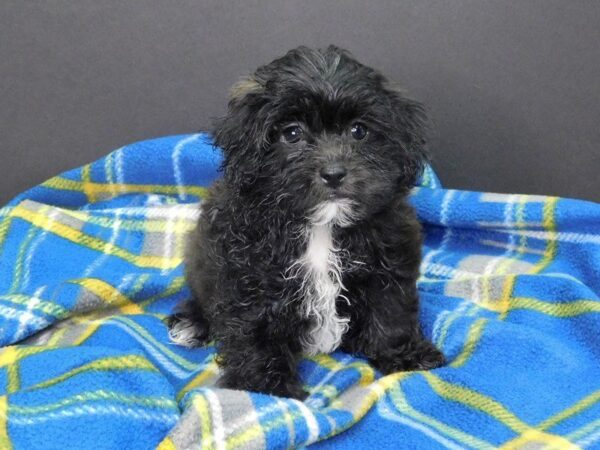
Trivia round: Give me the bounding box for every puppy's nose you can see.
[320,165,347,188]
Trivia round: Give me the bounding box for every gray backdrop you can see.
[1,1,599,205]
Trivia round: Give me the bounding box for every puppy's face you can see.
[214,46,427,225]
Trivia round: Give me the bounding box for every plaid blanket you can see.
[0,134,599,449]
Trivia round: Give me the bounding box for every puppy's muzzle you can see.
[319,164,347,189]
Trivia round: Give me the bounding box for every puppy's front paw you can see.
[410,341,445,371]
[270,380,309,400]
[167,312,208,348]
[372,339,445,374]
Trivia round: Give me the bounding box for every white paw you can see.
[168,317,202,347]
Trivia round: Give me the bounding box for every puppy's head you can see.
[214,45,427,226]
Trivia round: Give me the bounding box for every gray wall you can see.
[1,0,599,205]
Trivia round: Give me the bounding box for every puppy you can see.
[169,46,444,399]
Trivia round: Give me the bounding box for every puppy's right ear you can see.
[228,76,263,103]
[383,82,429,188]
[213,76,270,190]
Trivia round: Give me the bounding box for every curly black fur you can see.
[169,46,445,399]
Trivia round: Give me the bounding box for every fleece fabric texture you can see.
[0,133,599,450]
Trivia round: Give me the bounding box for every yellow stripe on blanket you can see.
[42,176,208,199]
[0,396,11,450]
[500,429,579,450]
[193,394,214,450]
[387,382,494,449]
[27,355,157,391]
[11,205,182,269]
[451,318,488,368]
[422,372,530,433]
[73,278,143,314]
[0,214,12,249]
[0,346,50,367]
[156,437,177,450]
[538,390,600,431]
[176,360,218,402]
[0,347,22,394]
[508,297,600,317]
[0,347,18,367]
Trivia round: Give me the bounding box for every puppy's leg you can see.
[167,300,210,348]
[216,319,307,399]
[343,278,444,373]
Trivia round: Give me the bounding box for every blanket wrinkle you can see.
[0,134,598,449]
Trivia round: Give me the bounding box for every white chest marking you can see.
[290,200,355,355]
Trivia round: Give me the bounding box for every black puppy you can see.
[169,46,444,399]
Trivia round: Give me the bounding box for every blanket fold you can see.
[0,134,598,449]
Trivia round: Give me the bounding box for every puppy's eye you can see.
[350,123,368,140]
[280,125,304,144]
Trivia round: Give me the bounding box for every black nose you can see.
[320,165,347,188]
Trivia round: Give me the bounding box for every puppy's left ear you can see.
[384,83,429,187]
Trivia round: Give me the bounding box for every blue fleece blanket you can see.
[0,134,599,449]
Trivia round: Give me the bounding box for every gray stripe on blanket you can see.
[168,390,265,450]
